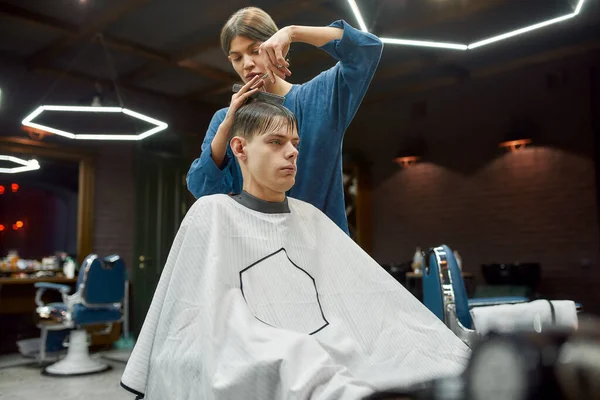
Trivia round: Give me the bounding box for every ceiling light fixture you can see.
[20,33,168,141]
[0,155,40,174]
[22,105,168,141]
[348,0,586,50]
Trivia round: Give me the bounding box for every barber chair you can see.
[34,254,125,376]
[422,245,579,348]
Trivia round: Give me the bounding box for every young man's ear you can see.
[230,136,247,161]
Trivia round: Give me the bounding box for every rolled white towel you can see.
[470,300,578,335]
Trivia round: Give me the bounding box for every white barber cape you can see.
[121,193,470,400]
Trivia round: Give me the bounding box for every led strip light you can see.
[22,105,168,141]
[347,0,586,50]
[0,155,40,174]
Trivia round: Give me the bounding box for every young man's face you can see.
[236,121,299,200]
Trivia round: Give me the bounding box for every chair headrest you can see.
[423,245,472,329]
[79,254,126,305]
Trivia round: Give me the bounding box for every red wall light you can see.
[11,183,19,192]
[15,220,24,228]
[0,224,5,231]
[0,185,4,194]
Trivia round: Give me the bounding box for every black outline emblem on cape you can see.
[239,248,329,335]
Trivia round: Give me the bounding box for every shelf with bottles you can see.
[0,251,76,279]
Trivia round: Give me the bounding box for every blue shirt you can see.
[186,20,383,234]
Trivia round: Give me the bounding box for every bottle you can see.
[63,257,76,279]
[412,247,423,274]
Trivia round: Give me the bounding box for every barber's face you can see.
[242,124,299,195]
[228,36,266,84]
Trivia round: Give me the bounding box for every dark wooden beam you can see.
[471,40,600,79]
[370,0,508,83]
[175,59,236,82]
[26,0,151,67]
[375,0,507,80]
[33,66,221,111]
[373,0,598,83]
[376,57,440,81]
[0,2,73,34]
[1,3,166,62]
[366,39,600,105]
[120,58,237,84]
[174,0,324,62]
[383,0,508,37]
[125,0,329,86]
[183,82,233,103]
[1,3,236,84]
[119,64,166,84]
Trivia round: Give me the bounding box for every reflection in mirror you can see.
[0,153,79,274]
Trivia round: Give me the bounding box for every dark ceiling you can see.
[0,0,599,130]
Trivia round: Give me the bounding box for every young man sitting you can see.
[121,101,470,400]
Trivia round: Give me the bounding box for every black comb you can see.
[232,84,285,105]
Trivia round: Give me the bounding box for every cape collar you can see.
[230,190,290,214]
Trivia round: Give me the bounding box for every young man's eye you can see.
[232,57,241,62]
[252,50,259,55]
[270,140,281,145]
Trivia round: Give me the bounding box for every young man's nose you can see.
[285,145,299,159]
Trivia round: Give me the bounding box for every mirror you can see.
[0,155,78,259]
[0,137,94,266]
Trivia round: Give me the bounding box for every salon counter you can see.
[0,276,77,286]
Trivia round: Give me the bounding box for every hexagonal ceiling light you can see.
[21,105,168,141]
[347,0,586,50]
[0,155,40,174]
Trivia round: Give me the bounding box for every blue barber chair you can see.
[34,254,125,376]
[422,245,478,346]
[423,245,580,347]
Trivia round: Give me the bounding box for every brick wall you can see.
[92,144,135,269]
[346,53,600,313]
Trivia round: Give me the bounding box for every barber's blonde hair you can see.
[220,7,278,55]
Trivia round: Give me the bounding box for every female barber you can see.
[186,7,382,234]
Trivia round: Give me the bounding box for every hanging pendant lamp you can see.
[21,34,168,141]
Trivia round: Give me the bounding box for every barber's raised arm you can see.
[258,25,343,82]
[319,20,383,133]
[289,25,344,47]
[187,77,262,198]
[186,109,233,198]
[284,21,381,136]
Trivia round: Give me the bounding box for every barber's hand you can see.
[259,27,293,84]
[224,75,263,123]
